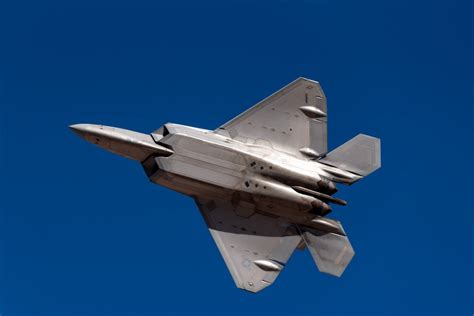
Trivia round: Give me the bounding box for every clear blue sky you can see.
[0,1,472,315]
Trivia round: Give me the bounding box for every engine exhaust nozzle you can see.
[311,198,332,216]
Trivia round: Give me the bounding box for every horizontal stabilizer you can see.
[319,134,381,177]
[298,223,354,277]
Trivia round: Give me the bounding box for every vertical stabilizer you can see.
[298,223,354,277]
[319,134,381,177]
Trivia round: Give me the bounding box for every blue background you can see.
[0,1,472,315]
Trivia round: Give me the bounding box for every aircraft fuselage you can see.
[143,123,341,222]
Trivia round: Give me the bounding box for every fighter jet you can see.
[70,78,381,293]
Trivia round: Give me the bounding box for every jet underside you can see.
[144,123,338,226]
[71,77,381,293]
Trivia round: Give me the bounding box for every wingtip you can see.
[297,77,319,84]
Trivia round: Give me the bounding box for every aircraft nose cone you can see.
[69,123,174,160]
[69,123,89,138]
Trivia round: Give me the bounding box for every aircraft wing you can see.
[217,77,328,157]
[195,197,302,293]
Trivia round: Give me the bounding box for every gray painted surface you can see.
[70,77,381,293]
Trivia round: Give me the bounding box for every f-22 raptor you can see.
[70,78,381,293]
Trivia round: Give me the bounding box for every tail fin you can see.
[319,134,381,177]
[298,222,355,277]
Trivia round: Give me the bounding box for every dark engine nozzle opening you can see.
[311,198,332,216]
[317,179,337,194]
